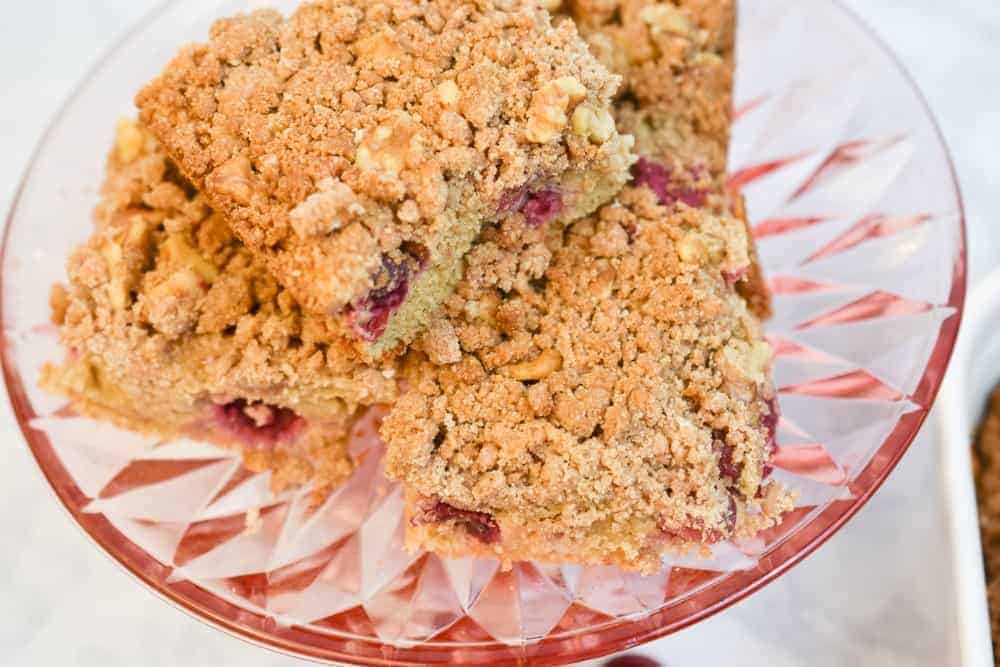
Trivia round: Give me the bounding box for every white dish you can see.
[939,269,999,666]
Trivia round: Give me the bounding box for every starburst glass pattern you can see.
[1,0,965,663]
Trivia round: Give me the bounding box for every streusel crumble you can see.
[383,185,792,573]
[42,120,398,496]
[136,0,635,356]
[563,0,770,317]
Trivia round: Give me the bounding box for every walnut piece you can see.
[639,4,696,39]
[355,115,424,177]
[115,118,146,164]
[289,178,364,238]
[525,76,588,144]
[437,80,460,108]
[423,319,462,365]
[571,103,616,143]
[504,349,563,381]
[207,157,254,206]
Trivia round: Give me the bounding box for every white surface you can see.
[0,2,996,665]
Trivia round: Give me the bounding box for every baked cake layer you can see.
[136,0,635,356]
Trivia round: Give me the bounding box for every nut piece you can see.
[423,318,462,365]
[639,4,696,38]
[99,239,127,311]
[289,178,365,237]
[115,118,146,164]
[207,156,255,206]
[437,79,460,108]
[355,114,424,177]
[162,234,219,283]
[723,339,772,385]
[353,28,407,75]
[525,76,587,144]
[675,233,706,264]
[50,284,70,325]
[571,104,615,144]
[397,199,420,223]
[504,349,563,381]
[539,0,562,10]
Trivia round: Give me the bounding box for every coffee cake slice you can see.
[41,120,397,496]
[564,0,770,317]
[383,185,792,573]
[136,0,635,357]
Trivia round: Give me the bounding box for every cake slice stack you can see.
[43,0,790,572]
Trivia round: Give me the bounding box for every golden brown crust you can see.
[136,0,634,350]
[43,120,398,496]
[383,184,792,573]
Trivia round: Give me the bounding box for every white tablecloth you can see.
[2,2,997,664]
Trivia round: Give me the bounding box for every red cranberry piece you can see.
[498,183,564,227]
[521,187,564,227]
[348,256,412,342]
[662,524,704,542]
[605,656,662,667]
[211,399,304,447]
[713,432,741,485]
[722,495,737,532]
[424,500,501,544]
[630,157,706,209]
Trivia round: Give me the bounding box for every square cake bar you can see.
[136,0,636,357]
[42,120,397,496]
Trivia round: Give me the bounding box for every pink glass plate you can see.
[1,0,966,664]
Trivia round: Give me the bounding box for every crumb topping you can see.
[136,0,630,320]
[562,0,735,181]
[383,184,791,570]
[562,0,771,317]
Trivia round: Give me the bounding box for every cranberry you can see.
[211,399,304,447]
[498,183,564,227]
[713,434,741,485]
[423,500,501,544]
[630,157,706,209]
[722,495,737,532]
[348,256,412,342]
[604,656,662,667]
[662,524,704,543]
[521,187,564,227]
